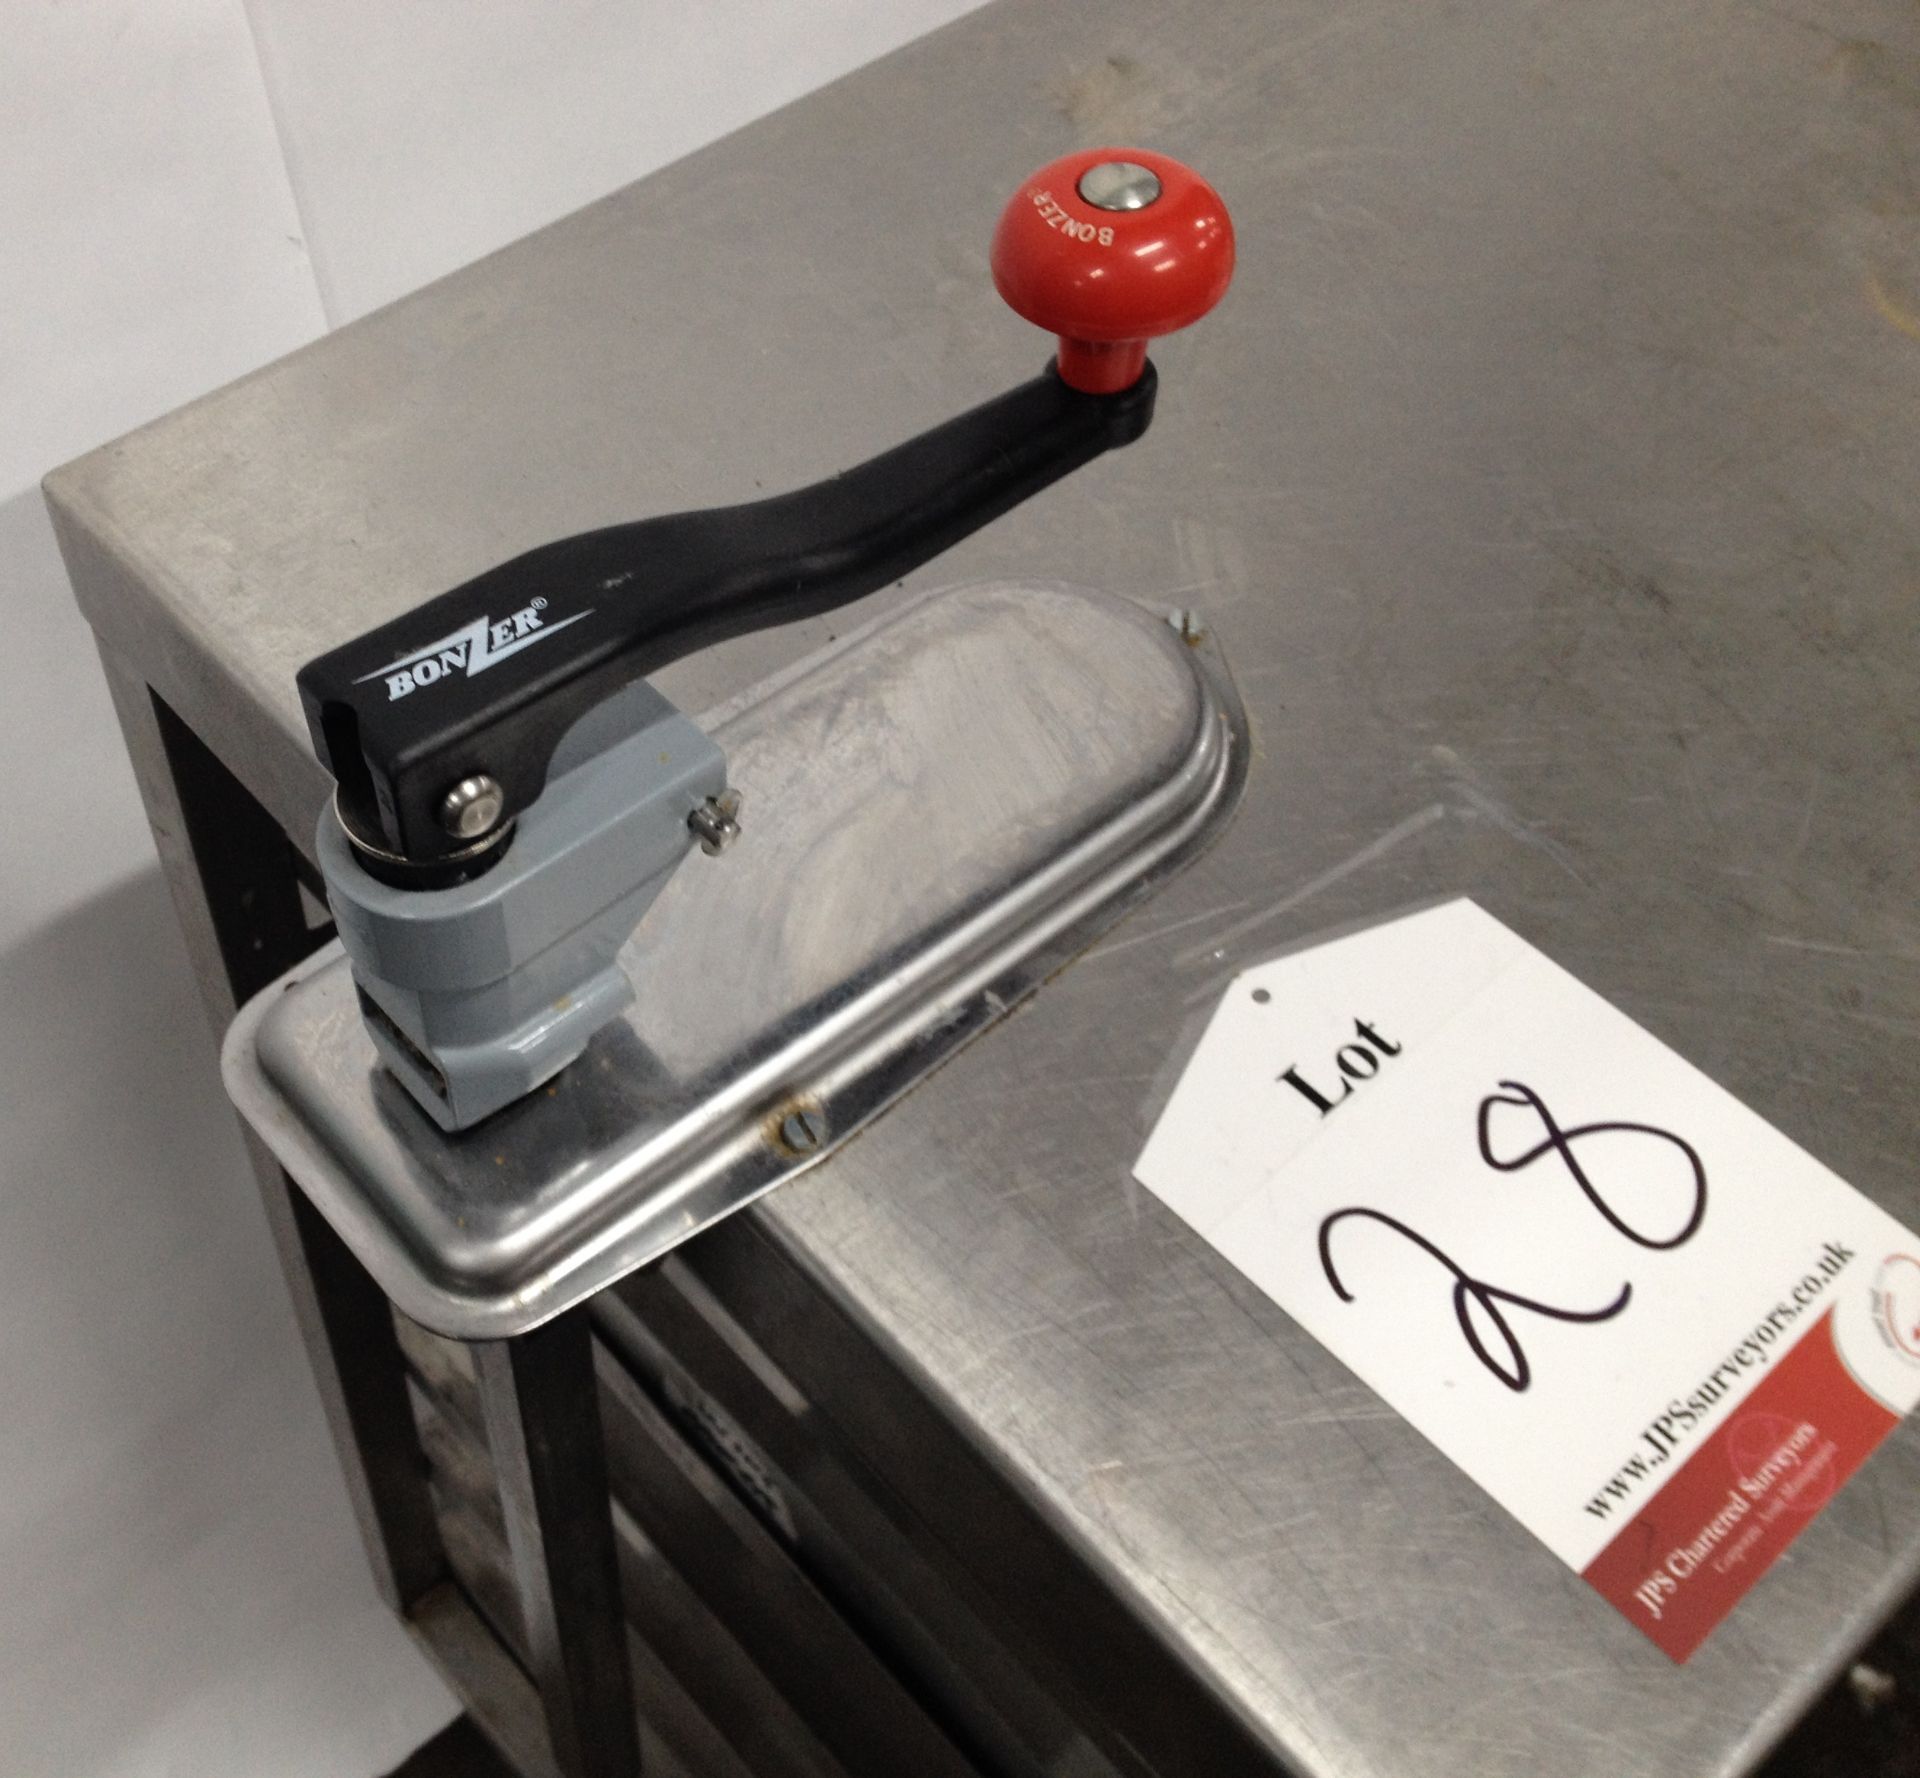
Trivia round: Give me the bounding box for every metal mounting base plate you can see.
[223,582,1246,1338]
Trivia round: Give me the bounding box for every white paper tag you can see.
[1136,899,1920,1659]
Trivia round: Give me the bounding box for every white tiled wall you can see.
[0,3,983,1772]
[244,0,998,323]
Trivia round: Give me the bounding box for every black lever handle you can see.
[299,363,1156,878]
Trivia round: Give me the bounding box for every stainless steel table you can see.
[48,1,1920,1773]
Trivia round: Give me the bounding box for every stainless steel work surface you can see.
[47,0,1920,1773]
[223,582,1242,1339]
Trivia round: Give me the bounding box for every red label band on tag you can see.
[1581,1310,1898,1661]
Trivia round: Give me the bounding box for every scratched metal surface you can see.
[46,0,1920,1772]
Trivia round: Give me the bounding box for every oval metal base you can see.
[223,582,1247,1337]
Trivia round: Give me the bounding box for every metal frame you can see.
[103,653,635,1778]
[473,1317,640,1778]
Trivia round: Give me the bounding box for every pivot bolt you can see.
[689,788,743,856]
[438,774,505,839]
[1077,160,1163,212]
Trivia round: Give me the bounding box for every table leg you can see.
[99,656,449,1612]
[472,1314,640,1778]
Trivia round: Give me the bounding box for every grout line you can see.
[236,0,342,330]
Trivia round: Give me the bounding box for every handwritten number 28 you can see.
[1316,1080,1707,1392]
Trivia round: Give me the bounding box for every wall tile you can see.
[243,0,990,322]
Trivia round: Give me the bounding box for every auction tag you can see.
[1136,899,1920,1660]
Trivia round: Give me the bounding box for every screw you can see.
[1077,160,1163,212]
[780,1107,827,1154]
[1167,608,1205,644]
[689,788,743,855]
[1849,1662,1897,1715]
[438,774,505,839]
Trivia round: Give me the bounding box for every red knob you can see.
[991,149,1235,395]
